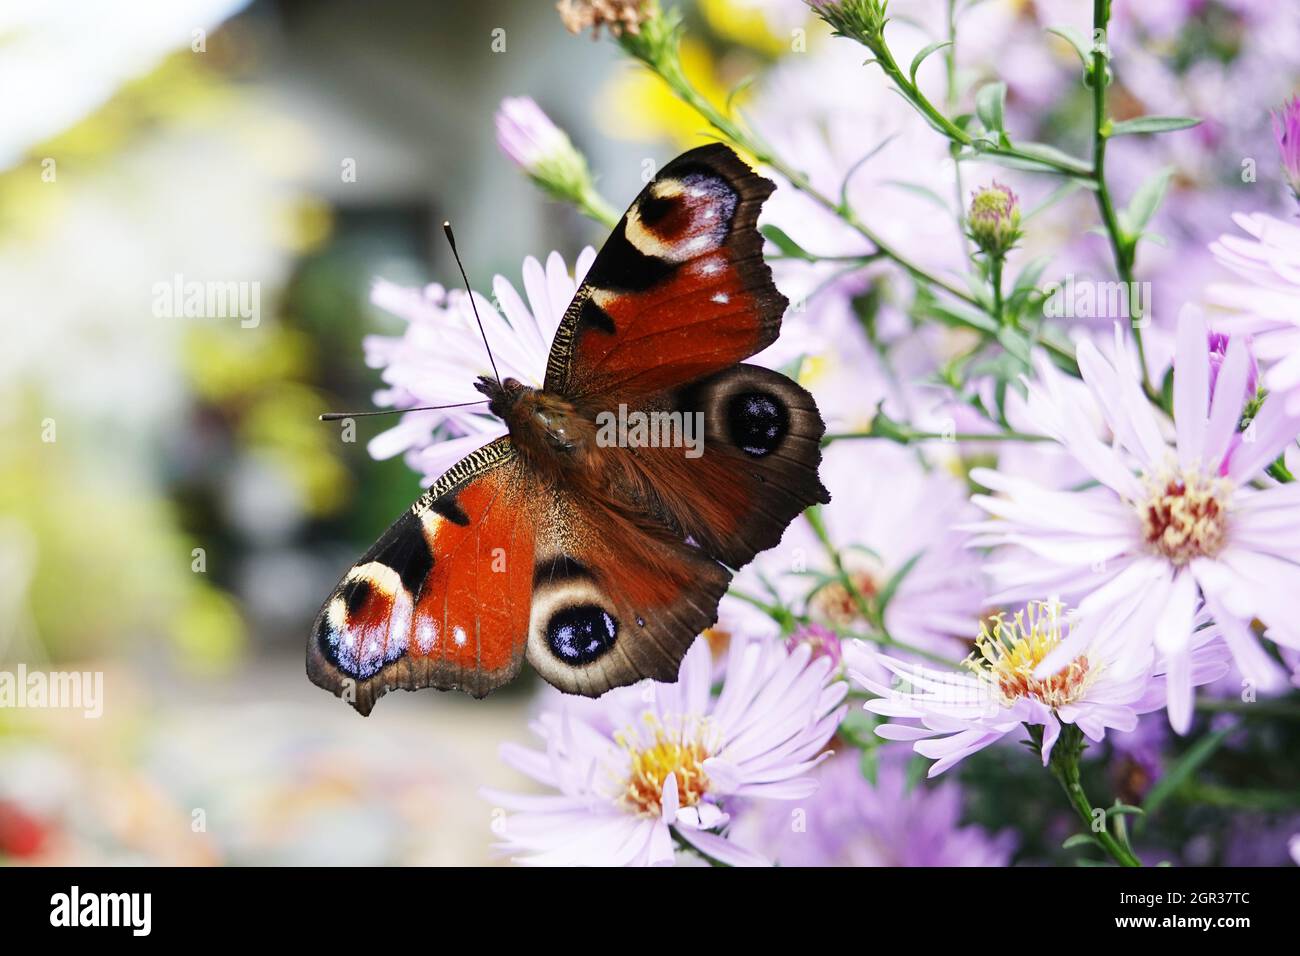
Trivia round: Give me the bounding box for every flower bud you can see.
[495,97,598,206]
[1272,96,1300,203]
[785,622,843,669]
[967,182,1022,258]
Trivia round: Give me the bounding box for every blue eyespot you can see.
[546,604,618,665]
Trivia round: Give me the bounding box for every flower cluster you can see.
[355,1,1300,866]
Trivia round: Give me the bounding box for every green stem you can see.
[1089,0,1154,400]
[861,25,1090,178]
[944,0,971,259]
[1047,723,1142,867]
[631,39,979,307]
[804,506,876,625]
[577,186,620,229]
[990,254,1005,326]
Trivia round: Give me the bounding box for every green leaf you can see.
[1142,726,1233,820]
[909,39,953,85]
[1011,256,1051,296]
[1024,179,1092,221]
[975,81,1007,134]
[725,74,757,115]
[1120,166,1174,238]
[883,179,951,212]
[760,224,815,261]
[1062,833,1102,851]
[1046,26,1091,67]
[1007,141,1093,176]
[859,746,879,787]
[876,550,924,615]
[997,324,1032,365]
[1106,803,1146,818]
[1110,115,1201,136]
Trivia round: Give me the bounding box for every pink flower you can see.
[854,600,1231,775]
[494,97,575,174]
[967,311,1300,731]
[481,636,847,866]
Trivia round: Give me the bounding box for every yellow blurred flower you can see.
[598,37,740,147]
[699,0,802,57]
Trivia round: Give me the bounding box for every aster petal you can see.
[1174,307,1211,468]
[1164,649,1194,734]
[1204,332,1250,467]
[674,827,771,867]
[1153,569,1197,657]
[1226,396,1300,483]
[1199,592,1289,692]
[1039,715,1061,765]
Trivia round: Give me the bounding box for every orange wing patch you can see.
[307,438,536,714]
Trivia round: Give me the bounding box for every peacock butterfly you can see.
[308,144,829,714]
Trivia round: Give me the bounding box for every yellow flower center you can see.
[616,714,712,818]
[1138,467,1231,565]
[964,601,1093,709]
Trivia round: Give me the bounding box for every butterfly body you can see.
[310,144,830,714]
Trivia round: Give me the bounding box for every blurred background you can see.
[0,0,655,866]
[2,0,1298,866]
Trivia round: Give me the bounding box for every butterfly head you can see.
[474,374,526,418]
[475,375,585,457]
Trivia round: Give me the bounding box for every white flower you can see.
[363,247,595,483]
[481,635,847,866]
[967,310,1300,731]
[1208,212,1300,412]
[854,599,1231,775]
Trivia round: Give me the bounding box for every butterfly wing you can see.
[307,438,536,714]
[308,435,732,710]
[523,484,731,695]
[544,143,788,401]
[547,143,829,572]
[626,364,829,570]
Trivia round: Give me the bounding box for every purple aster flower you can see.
[854,599,1231,775]
[1272,95,1300,201]
[733,752,1017,866]
[481,635,847,866]
[967,311,1300,731]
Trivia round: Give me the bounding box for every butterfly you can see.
[308,143,829,714]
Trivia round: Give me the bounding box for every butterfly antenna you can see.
[319,400,487,422]
[443,220,501,385]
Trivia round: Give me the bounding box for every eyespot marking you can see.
[546,604,618,665]
[727,390,788,457]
